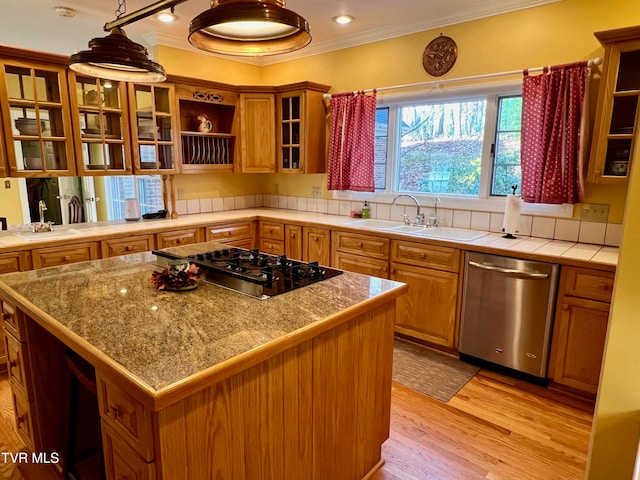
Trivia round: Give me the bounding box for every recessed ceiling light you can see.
[333,15,354,25]
[156,10,176,23]
[55,6,76,18]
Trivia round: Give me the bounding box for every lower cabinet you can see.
[333,251,389,278]
[0,251,31,274]
[205,221,255,249]
[390,241,460,349]
[31,242,100,269]
[285,224,303,260]
[331,231,390,277]
[101,235,156,258]
[303,227,331,265]
[549,266,614,395]
[156,228,203,248]
[259,221,285,255]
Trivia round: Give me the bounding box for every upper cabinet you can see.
[175,82,237,173]
[588,26,640,183]
[237,90,276,173]
[68,72,132,175]
[276,82,330,174]
[0,58,76,177]
[128,82,180,174]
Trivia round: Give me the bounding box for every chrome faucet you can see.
[392,194,425,226]
[38,200,47,224]
[428,197,441,227]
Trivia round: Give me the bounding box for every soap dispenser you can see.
[361,201,370,219]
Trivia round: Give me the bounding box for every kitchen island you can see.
[0,241,407,480]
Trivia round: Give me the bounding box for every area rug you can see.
[392,339,480,402]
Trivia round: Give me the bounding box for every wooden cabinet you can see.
[156,227,203,248]
[331,230,389,277]
[128,82,180,174]
[276,82,330,174]
[102,422,155,480]
[31,242,99,269]
[237,91,276,173]
[259,220,285,255]
[0,251,32,274]
[588,26,640,183]
[303,226,331,265]
[549,267,614,395]
[0,113,7,177]
[0,55,76,176]
[205,221,255,248]
[100,235,155,258]
[285,224,303,260]
[175,81,236,173]
[390,241,460,349]
[68,72,132,175]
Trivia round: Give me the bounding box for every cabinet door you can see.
[303,227,330,265]
[0,251,32,274]
[549,296,609,394]
[129,82,180,174]
[31,242,99,269]
[333,251,388,278]
[0,59,76,176]
[100,235,155,258]
[69,72,132,175]
[238,93,276,173]
[156,228,203,248]
[0,113,7,177]
[391,262,458,348]
[285,224,303,260]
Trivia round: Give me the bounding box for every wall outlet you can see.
[177,188,185,200]
[312,187,321,198]
[4,180,10,189]
[580,203,609,223]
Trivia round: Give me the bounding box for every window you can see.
[375,85,523,199]
[105,175,164,220]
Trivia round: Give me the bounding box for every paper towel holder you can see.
[502,184,520,239]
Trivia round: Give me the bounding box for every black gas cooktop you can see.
[153,247,343,299]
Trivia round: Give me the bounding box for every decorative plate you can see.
[423,35,458,77]
[165,283,198,292]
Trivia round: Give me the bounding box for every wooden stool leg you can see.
[63,373,80,480]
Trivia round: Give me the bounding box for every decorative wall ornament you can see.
[422,35,458,77]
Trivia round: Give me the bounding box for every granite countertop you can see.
[0,241,405,392]
[0,208,619,267]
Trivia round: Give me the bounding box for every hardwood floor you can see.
[0,370,593,480]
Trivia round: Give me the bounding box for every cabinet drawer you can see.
[0,251,31,274]
[206,222,255,243]
[11,385,36,451]
[5,332,31,394]
[101,235,156,258]
[260,238,285,255]
[156,228,202,248]
[391,241,459,272]
[333,251,389,278]
[102,421,156,480]
[259,221,285,240]
[32,242,99,269]
[97,377,154,461]
[563,267,614,303]
[2,302,25,341]
[333,231,389,259]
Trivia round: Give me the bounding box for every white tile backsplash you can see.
[174,194,621,247]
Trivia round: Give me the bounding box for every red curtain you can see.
[327,91,377,191]
[520,62,589,204]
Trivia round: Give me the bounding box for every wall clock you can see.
[423,35,458,77]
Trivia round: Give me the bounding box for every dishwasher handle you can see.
[468,260,550,279]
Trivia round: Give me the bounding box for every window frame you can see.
[332,80,573,218]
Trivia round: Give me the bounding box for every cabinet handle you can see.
[291,233,296,239]
[420,253,426,259]
[110,405,122,419]
[125,245,133,251]
[2,312,11,321]
[9,359,17,369]
[358,242,363,247]
[63,255,71,261]
[16,415,24,427]
[176,238,182,244]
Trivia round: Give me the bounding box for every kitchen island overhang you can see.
[0,241,407,480]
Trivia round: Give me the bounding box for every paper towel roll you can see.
[502,194,522,238]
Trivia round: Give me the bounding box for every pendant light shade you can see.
[69,27,166,83]
[188,0,311,56]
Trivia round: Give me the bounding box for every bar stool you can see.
[63,351,105,480]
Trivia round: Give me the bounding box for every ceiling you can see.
[3,0,557,65]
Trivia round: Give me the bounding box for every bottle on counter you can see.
[361,201,370,219]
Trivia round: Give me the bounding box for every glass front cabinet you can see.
[68,72,132,175]
[128,83,180,174]
[588,26,640,183]
[0,59,75,176]
[276,82,330,174]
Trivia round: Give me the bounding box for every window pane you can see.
[492,96,522,195]
[397,100,485,195]
[374,107,389,191]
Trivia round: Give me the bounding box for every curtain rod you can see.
[322,57,602,99]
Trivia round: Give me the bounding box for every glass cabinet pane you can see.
[292,122,300,144]
[158,117,172,141]
[609,96,638,134]
[604,139,632,176]
[154,87,171,114]
[291,96,300,119]
[616,51,640,92]
[281,97,290,120]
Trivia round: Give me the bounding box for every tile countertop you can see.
[0,208,619,268]
[0,243,406,392]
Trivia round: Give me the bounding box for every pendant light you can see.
[188,0,311,56]
[69,27,166,82]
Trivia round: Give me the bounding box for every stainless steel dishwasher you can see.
[459,251,559,379]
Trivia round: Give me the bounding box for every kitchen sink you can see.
[344,219,403,229]
[14,228,82,241]
[408,226,488,241]
[385,225,427,233]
